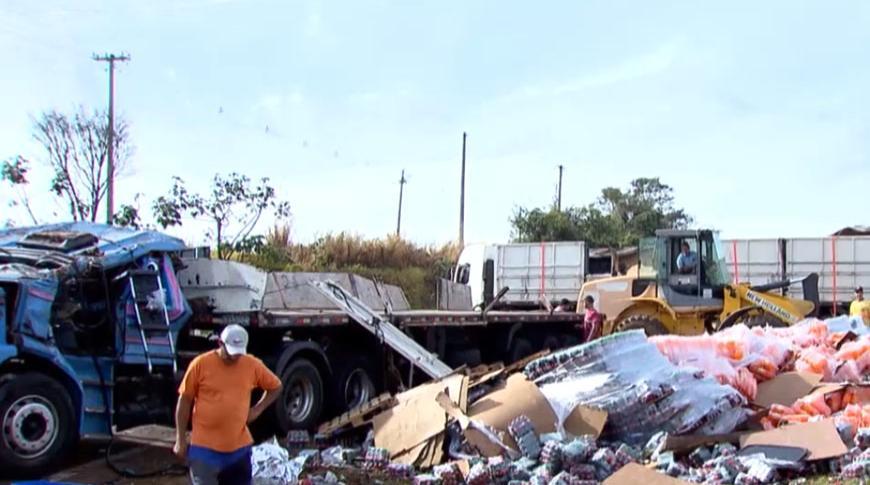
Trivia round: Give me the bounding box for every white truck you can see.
[453,242,588,309]
[724,236,870,316]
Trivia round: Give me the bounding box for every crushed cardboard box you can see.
[752,371,823,409]
[372,373,467,465]
[462,373,606,457]
[739,419,847,461]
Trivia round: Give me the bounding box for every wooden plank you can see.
[318,393,397,435]
[503,349,550,375]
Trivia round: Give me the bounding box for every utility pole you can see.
[459,132,467,246]
[92,52,130,224]
[396,169,406,237]
[557,164,564,211]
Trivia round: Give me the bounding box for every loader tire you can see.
[741,314,787,328]
[615,315,668,336]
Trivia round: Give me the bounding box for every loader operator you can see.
[676,241,698,274]
[174,324,283,485]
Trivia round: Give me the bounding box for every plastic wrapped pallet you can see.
[525,330,748,445]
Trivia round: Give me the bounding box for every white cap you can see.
[220,324,249,356]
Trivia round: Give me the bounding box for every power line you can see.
[92,52,130,224]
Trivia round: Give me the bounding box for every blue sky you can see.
[1,1,868,246]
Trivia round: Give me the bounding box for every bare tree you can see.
[153,173,291,259]
[12,108,133,222]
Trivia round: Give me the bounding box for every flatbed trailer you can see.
[178,258,584,431]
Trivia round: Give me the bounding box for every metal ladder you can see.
[312,280,452,379]
[125,268,177,373]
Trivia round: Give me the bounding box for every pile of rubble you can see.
[252,316,869,484]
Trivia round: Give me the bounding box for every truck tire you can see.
[0,373,76,477]
[560,334,581,349]
[508,338,534,363]
[275,359,324,431]
[542,335,562,352]
[741,314,787,328]
[446,348,482,368]
[615,315,668,336]
[333,357,377,412]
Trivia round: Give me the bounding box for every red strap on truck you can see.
[831,236,838,315]
[540,242,546,298]
[732,240,739,284]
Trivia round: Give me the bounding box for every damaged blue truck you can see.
[0,222,582,477]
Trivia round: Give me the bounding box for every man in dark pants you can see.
[174,324,282,485]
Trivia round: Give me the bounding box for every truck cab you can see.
[0,223,192,476]
[453,241,588,310]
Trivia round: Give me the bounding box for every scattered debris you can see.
[247,316,869,484]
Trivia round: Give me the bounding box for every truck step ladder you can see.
[124,268,177,373]
[312,280,453,379]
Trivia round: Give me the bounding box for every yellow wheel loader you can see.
[579,229,820,336]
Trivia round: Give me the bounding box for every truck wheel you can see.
[508,338,534,363]
[333,358,377,412]
[741,314,787,328]
[561,334,581,349]
[275,359,324,431]
[542,335,562,352]
[0,373,76,477]
[446,348,482,368]
[615,315,668,336]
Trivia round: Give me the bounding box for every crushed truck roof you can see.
[0,222,187,271]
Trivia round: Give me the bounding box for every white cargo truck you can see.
[453,242,588,309]
[724,236,870,315]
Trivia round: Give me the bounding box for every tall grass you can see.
[238,224,461,308]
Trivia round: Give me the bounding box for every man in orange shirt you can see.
[174,324,282,485]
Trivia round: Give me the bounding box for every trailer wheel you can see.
[542,335,562,352]
[275,359,324,431]
[0,373,76,477]
[446,348,482,368]
[508,338,534,363]
[333,358,377,412]
[615,315,668,336]
[561,334,581,349]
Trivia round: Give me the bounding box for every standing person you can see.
[582,295,603,343]
[554,298,572,312]
[850,287,867,317]
[174,324,283,485]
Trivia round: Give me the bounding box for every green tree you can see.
[152,173,291,259]
[510,177,691,247]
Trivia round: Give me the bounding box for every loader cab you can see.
[638,229,732,308]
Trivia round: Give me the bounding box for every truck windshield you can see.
[703,233,733,286]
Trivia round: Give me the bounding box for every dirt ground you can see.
[38,444,188,485]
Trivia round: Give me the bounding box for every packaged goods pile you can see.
[524,331,748,445]
[245,316,868,484]
[651,317,869,401]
